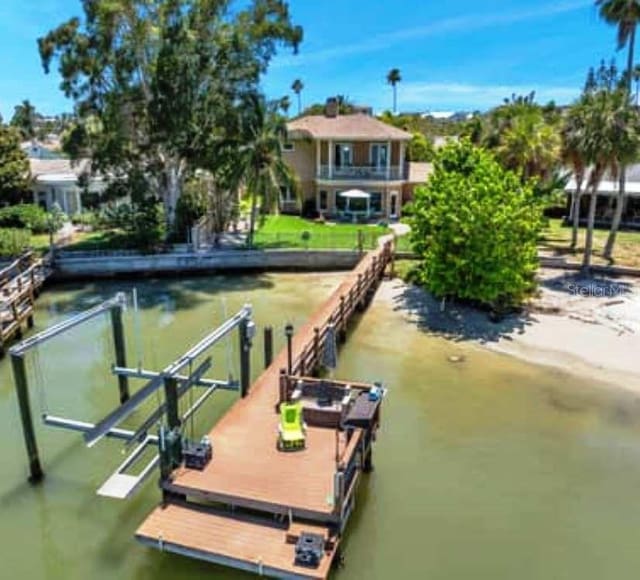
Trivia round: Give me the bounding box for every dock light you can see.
[285,323,294,375]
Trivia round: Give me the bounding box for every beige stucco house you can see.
[284,101,431,220]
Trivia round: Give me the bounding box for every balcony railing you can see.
[318,165,405,181]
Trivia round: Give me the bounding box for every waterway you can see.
[1,273,640,579]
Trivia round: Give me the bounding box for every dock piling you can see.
[163,377,181,430]
[11,353,44,482]
[263,326,273,369]
[239,319,252,398]
[110,303,130,404]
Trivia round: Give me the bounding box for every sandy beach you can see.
[379,269,640,391]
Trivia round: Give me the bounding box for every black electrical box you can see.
[294,533,325,569]
[182,437,213,470]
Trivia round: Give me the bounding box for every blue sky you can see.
[0,0,625,120]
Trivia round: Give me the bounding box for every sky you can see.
[0,0,625,121]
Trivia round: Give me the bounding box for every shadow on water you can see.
[392,283,533,343]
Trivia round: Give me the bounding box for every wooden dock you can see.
[0,253,50,356]
[136,240,393,578]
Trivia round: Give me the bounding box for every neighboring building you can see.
[29,158,105,214]
[565,165,640,229]
[284,100,431,220]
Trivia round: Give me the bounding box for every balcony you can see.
[318,165,405,181]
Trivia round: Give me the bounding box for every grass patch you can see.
[62,229,131,251]
[540,218,640,269]
[253,215,390,250]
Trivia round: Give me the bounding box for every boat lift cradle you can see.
[9,292,255,500]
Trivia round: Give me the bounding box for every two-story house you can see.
[284,100,428,220]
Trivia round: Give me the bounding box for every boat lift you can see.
[9,292,255,500]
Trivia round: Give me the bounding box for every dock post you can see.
[110,304,130,404]
[338,296,347,343]
[163,377,181,430]
[11,353,44,482]
[263,326,273,369]
[239,319,251,398]
[284,323,294,375]
[313,327,321,375]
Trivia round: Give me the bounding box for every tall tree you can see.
[10,100,37,141]
[221,95,296,246]
[38,0,302,224]
[0,125,30,203]
[291,78,304,116]
[386,68,402,114]
[596,0,640,258]
[573,87,640,270]
[561,102,588,249]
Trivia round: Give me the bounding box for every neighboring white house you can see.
[29,158,105,214]
[564,164,640,227]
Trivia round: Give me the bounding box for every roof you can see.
[407,162,433,184]
[30,158,92,184]
[287,113,412,141]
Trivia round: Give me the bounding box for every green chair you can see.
[278,402,306,451]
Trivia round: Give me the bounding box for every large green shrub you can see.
[409,140,543,310]
[0,228,31,257]
[0,204,49,233]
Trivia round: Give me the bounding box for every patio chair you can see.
[277,401,307,451]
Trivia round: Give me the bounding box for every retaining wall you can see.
[52,249,363,280]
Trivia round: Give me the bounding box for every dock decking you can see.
[136,240,392,578]
[0,253,50,356]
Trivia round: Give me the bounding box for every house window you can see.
[370,192,383,214]
[280,186,295,203]
[370,144,388,168]
[283,142,295,152]
[334,143,353,167]
[335,193,347,211]
[318,190,329,212]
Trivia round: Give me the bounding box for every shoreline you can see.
[377,275,640,393]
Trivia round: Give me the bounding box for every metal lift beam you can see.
[83,305,252,448]
[9,294,126,357]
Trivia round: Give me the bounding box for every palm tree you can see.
[596,0,640,258]
[386,68,402,114]
[561,104,588,249]
[633,63,640,103]
[576,88,640,270]
[495,109,561,182]
[291,79,304,116]
[223,95,296,246]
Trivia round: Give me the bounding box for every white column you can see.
[75,189,82,213]
[399,143,406,179]
[328,140,333,179]
[316,140,321,178]
[386,140,391,180]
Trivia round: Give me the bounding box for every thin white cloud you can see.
[275,0,593,68]
[392,81,580,110]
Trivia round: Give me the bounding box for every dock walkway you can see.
[0,253,50,356]
[137,240,393,579]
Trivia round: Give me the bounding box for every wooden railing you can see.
[290,240,392,378]
[0,253,51,356]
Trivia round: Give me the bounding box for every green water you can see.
[2,274,640,579]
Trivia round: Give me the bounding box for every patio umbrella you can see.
[338,189,370,200]
[338,189,370,218]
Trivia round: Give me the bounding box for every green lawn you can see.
[540,218,640,269]
[252,215,391,250]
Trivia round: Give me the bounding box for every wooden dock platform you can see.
[136,240,392,578]
[0,253,50,356]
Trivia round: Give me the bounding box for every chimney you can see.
[325,97,339,118]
